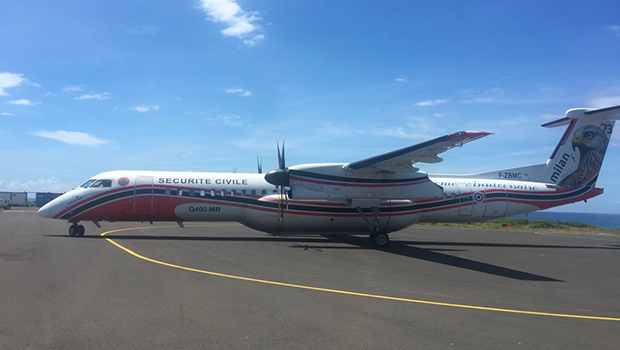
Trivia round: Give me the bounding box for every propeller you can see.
[264,141,290,232]
[265,141,290,187]
[257,156,263,174]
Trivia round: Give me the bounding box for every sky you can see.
[1,0,619,214]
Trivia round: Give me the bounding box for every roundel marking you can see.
[118,177,130,186]
[473,191,485,203]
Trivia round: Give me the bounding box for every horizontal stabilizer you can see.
[542,117,571,128]
[542,104,620,128]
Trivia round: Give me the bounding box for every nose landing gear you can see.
[68,223,85,237]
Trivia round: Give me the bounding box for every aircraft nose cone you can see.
[38,203,55,218]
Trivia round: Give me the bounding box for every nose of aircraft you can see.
[38,202,55,218]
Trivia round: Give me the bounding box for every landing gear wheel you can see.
[370,232,389,248]
[69,224,77,236]
[76,225,85,236]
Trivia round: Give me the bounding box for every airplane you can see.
[38,104,619,247]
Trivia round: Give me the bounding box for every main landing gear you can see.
[356,207,390,248]
[68,223,85,237]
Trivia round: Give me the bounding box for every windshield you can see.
[80,179,96,188]
[90,179,112,188]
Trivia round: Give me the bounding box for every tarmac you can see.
[2,207,620,349]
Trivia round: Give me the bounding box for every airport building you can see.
[0,191,29,207]
[0,191,64,208]
[35,192,64,207]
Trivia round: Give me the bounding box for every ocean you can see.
[511,212,620,229]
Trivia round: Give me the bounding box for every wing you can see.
[345,131,492,172]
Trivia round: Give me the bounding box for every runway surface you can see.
[2,208,620,349]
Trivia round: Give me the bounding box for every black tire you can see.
[76,225,85,237]
[69,225,77,236]
[369,232,389,247]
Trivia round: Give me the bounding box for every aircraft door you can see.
[134,176,154,214]
[457,183,472,216]
[483,189,507,217]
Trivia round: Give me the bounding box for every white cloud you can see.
[63,85,83,92]
[197,0,265,46]
[129,104,160,113]
[204,115,244,127]
[394,78,408,83]
[74,92,111,100]
[33,130,109,147]
[243,34,265,47]
[364,116,446,140]
[0,177,74,193]
[459,87,505,103]
[608,25,620,37]
[0,72,25,96]
[226,88,252,97]
[1,112,15,116]
[588,96,620,109]
[8,99,38,106]
[415,99,447,107]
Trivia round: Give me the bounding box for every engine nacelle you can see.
[287,163,443,200]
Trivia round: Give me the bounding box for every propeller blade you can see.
[257,156,263,174]
[277,142,282,170]
[281,140,286,170]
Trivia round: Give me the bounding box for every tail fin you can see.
[542,105,619,188]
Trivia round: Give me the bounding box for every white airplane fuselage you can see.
[38,169,602,235]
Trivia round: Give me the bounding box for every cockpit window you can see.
[80,179,96,188]
[90,179,112,188]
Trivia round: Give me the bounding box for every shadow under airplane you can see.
[46,233,620,282]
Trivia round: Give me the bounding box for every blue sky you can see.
[1,0,619,213]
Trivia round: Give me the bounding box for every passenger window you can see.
[189,189,195,197]
[242,190,247,196]
[251,190,256,196]
[210,190,215,196]
[178,189,183,196]
[200,190,205,197]
[221,189,226,197]
[165,188,171,196]
[261,190,267,195]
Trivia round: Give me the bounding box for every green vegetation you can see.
[419,218,620,235]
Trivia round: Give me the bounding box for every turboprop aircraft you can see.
[39,105,619,247]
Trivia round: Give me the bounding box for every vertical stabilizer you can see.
[542,105,619,188]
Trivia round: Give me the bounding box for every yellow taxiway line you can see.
[101,226,620,322]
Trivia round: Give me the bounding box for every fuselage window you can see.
[200,190,205,197]
[251,189,256,196]
[165,188,171,196]
[178,189,184,196]
[221,189,226,197]
[261,189,267,195]
[210,190,215,197]
[232,189,237,196]
[189,189,195,197]
[91,179,112,188]
[242,190,247,196]
[80,179,96,188]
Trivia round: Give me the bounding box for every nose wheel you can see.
[69,223,85,237]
